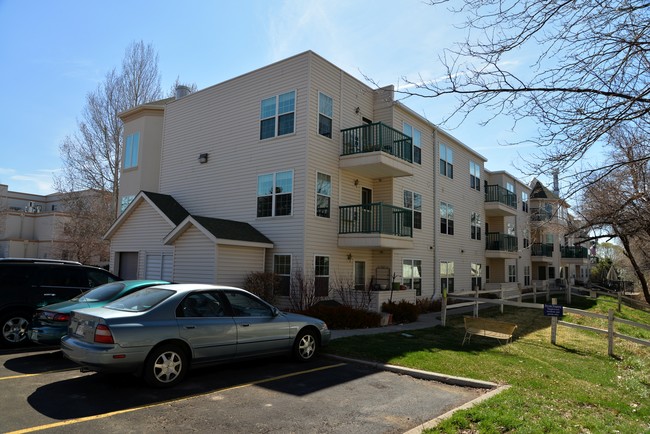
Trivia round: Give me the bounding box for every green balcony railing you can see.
[561,245,589,259]
[339,203,413,237]
[485,232,518,252]
[485,185,517,208]
[341,122,413,163]
[531,243,554,257]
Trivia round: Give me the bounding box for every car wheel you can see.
[293,329,318,362]
[143,344,188,388]
[0,311,30,348]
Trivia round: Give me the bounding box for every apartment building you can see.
[0,184,110,265]
[107,51,586,309]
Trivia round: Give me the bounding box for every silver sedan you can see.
[61,284,331,387]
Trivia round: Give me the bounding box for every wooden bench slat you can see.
[462,316,517,345]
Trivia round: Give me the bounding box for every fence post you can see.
[533,283,537,304]
[617,292,622,313]
[474,287,479,317]
[499,286,504,314]
[551,297,558,345]
[566,283,571,305]
[546,282,550,302]
[441,288,447,326]
[608,309,614,357]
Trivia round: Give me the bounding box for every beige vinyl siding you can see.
[172,226,215,284]
[216,245,265,287]
[109,202,175,278]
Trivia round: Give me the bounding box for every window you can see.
[523,229,530,249]
[257,171,293,217]
[440,261,455,294]
[403,122,422,164]
[549,266,556,279]
[354,261,365,291]
[120,195,135,213]
[314,256,329,296]
[260,91,295,140]
[471,263,482,290]
[524,265,531,286]
[274,255,291,296]
[124,132,139,169]
[508,264,517,282]
[506,181,515,194]
[403,259,422,295]
[471,212,481,240]
[439,143,453,178]
[316,172,331,218]
[440,202,454,235]
[318,93,333,138]
[222,290,273,317]
[470,161,481,191]
[522,191,529,212]
[404,190,422,229]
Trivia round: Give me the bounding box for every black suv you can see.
[0,258,121,348]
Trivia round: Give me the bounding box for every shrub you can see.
[243,271,279,304]
[381,300,419,323]
[416,298,442,313]
[302,304,382,329]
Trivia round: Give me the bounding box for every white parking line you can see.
[6,363,347,434]
[0,368,79,381]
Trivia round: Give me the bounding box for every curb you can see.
[324,353,499,389]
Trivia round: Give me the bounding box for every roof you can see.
[141,191,190,225]
[163,215,273,248]
[530,180,560,200]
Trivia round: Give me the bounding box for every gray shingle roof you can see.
[192,215,272,244]
[141,191,190,225]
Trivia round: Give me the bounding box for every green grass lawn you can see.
[325,296,650,433]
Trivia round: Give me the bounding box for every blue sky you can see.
[0,0,541,195]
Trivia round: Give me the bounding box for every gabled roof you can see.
[104,191,189,240]
[163,215,273,248]
[530,180,560,200]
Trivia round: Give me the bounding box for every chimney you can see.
[553,169,560,196]
[175,85,191,100]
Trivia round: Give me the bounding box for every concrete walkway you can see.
[330,312,442,339]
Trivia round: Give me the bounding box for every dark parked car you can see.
[28,280,169,346]
[61,284,331,387]
[0,258,121,347]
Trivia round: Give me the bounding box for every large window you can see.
[318,93,333,138]
[404,190,422,229]
[440,202,454,235]
[403,259,422,296]
[316,172,331,218]
[522,191,529,212]
[314,256,329,296]
[524,265,531,286]
[124,132,140,169]
[470,161,481,191]
[439,143,453,178]
[471,212,481,240]
[403,122,422,164]
[257,171,293,217]
[354,261,366,291]
[274,255,291,296]
[260,91,295,140]
[120,195,135,213]
[440,261,455,294]
[471,263,482,290]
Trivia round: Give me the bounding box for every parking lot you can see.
[1,346,487,433]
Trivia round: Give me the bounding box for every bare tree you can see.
[167,76,198,97]
[578,126,650,303]
[55,40,162,215]
[407,1,650,185]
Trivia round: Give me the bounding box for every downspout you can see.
[432,127,439,299]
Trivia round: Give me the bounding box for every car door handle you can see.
[184,325,196,329]
[43,293,56,297]
[241,323,250,327]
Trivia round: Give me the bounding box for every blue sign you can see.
[544,304,563,317]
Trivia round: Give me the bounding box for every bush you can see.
[243,271,279,304]
[416,298,441,313]
[381,300,419,323]
[302,304,382,329]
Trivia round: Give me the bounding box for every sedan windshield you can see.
[73,282,126,302]
[105,287,173,312]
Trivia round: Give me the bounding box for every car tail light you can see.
[94,324,114,344]
[53,313,70,322]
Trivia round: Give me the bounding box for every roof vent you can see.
[175,85,191,100]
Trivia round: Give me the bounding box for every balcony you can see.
[485,232,518,258]
[561,245,589,263]
[339,122,414,179]
[530,207,553,222]
[338,202,413,249]
[484,185,518,216]
[531,243,554,262]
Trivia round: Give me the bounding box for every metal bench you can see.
[462,316,517,345]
